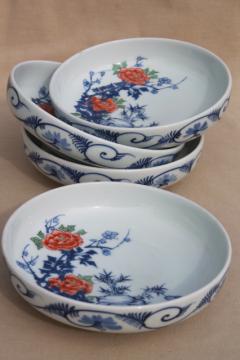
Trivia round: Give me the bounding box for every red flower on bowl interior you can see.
[118,67,149,85]
[91,96,117,113]
[38,102,55,115]
[43,230,83,251]
[48,274,93,295]
[48,277,62,288]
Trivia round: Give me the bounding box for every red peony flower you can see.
[118,67,149,85]
[91,96,117,113]
[43,230,83,251]
[48,276,62,288]
[38,102,55,115]
[48,274,93,295]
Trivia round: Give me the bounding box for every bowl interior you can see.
[12,61,57,107]
[50,39,230,128]
[4,183,229,307]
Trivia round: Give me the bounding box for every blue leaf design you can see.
[179,159,195,173]
[157,77,172,86]
[43,131,71,151]
[28,256,39,266]
[127,157,153,169]
[28,152,43,165]
[22,245,29,257]
[153,173,177,187]
[79,315,122,331]
[69,134,93,153]
[208,112,219,122]
[45,215,63,233]
[16,261,30,272]
[158,130,181,144]
[117,312,152,329]
[99,239,107,244]
[44,164,65,181]
[185,122,208,137]
[102,249,111,256]
[101,231,118,240]
[83,79,90,89]
[136,176,155,185]
[24,116,44,129]
[40,303,80,317]
[195,283,221,310]
[61,166,84,183]
[85,250,97,256]
[40,256,58,272]
[91,129,119,142]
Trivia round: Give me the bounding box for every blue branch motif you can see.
[72,56,187,128]
[16,215,180,306]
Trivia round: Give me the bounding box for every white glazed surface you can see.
[22,128,204,187]
[2,183,231,333]
[49,38,231,147]
[7,61,184,169]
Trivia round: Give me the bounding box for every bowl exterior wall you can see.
[23,128,203,188]
[9,270,228,333]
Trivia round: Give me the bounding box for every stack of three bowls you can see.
[7,38,231,187]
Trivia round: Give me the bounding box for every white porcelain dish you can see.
[7,61,183,169]
[49,38,231,148]
[2,182,231,333]
[22,128,203,187]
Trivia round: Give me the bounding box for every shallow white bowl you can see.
[7,61,183,169]
[2,182,231,333]
[49,38,231,148]
[22,128,203,187]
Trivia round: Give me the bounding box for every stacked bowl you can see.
[7,38,231,188]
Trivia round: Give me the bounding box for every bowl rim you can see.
[49,37,232,131]
[22,126,204,174]
[2,182,232,311]
[8,60,184,156]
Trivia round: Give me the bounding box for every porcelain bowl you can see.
[7,61,183,169]
[49,38,231,148]
[2,182,231,333]
[22,128,203,187]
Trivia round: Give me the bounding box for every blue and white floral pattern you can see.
[16,215,180,306]
[7,62,230,150]
[72,56,187,128]
[24,136,200,187]
[42,131,71,151]
[8,86,181,168]
[10,271,227,332]
[72,98,229,148]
